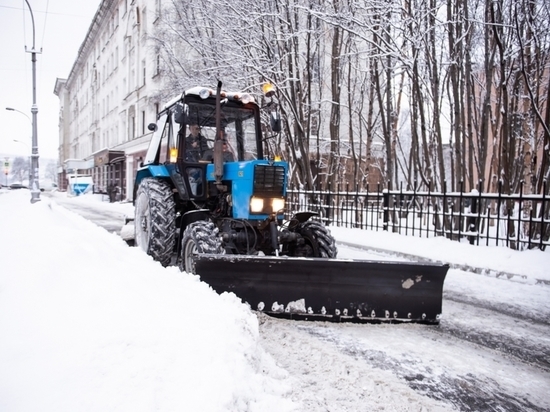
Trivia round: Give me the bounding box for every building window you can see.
[155,54,160,76]
[128,105,136,140]
[130,115,135,139]
[154,0,161,21]
[142,111,146,135]
[142,59,146,86]
[141,8,147,35]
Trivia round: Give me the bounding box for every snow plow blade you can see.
[194,255,449,324]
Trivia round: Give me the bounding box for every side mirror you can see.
[148,123,158,132]
[270,111,281,133]
[173,102,189,124]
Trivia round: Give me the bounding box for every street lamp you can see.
[6,108,32,144]
[13,139,29,148]
[18,0,41,203]
[5,107,31,124]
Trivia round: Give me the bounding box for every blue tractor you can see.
[132,82,448,323]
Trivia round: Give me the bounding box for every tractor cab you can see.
[137,85,276,202]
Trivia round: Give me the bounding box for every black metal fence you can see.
[286,180,550,251]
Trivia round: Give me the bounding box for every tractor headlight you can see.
[250,197,264,213]
[250,197,285,214]
[240,93,254,104]
[231,93,255,104]
[271,198,285,213]
[198,88,211,99]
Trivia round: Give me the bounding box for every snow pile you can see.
[0,190,296,412]
[330,226,550,282]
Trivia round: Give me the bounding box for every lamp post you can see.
[22,0,41,202]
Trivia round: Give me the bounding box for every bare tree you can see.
[10,157,29,184]
[148,0,550,196]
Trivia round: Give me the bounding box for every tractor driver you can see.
[202,131,235,162]
[185,124,209,162]
[220,138,236,162]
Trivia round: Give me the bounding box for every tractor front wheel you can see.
[180,221,224,274]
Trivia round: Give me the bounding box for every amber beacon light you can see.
[262,83,275,98]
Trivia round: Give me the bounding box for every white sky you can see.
[0,0,100,159]
[1,188,549,411]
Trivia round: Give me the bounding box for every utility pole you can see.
[24,0,41,203]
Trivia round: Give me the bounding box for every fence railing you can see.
[286,180,550,251]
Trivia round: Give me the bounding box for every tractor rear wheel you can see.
[180,221,224,274]
[134,178,176,267]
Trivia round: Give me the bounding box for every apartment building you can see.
[54,0,164,200]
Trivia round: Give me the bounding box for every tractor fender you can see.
[176,209,212,258]
[287,211,318,230]
[181,209,211,228]
[134,165,171,196]
[135,165,171,183]
[132,166,171,204]
[133,166,171,204]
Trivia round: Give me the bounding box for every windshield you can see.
[184,101,259,162]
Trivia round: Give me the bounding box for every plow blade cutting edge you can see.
[194,255,449,324]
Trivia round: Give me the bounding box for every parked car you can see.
[9,182,27,190]
[39,180,58,192]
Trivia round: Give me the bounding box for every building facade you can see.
[55,0,164,201]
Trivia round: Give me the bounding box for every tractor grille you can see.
[253,165,285,195]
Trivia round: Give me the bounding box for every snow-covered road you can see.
[42,192,550,411]
[258,286,549,411]
[253,243,549,412]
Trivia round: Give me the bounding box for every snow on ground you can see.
[329,226,550,283]
[1,189,549,411]
[0,190,295,412]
